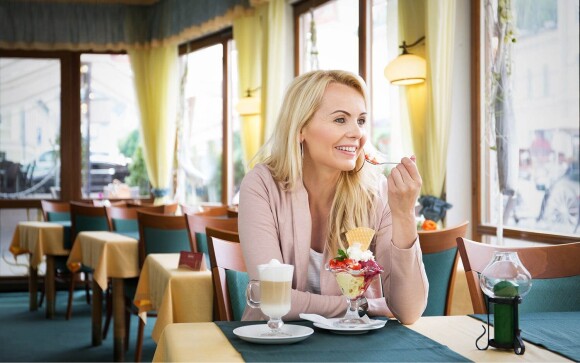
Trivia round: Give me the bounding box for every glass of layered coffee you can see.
[246,259,294,336]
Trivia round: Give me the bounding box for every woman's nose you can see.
[346,121,364,138]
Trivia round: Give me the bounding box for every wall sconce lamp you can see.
[236,87,261,116]
[384,36,426,86]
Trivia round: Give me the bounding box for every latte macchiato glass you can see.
[246,259,294,336]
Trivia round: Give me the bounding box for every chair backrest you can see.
[227,205,238,218]
[419,221,469,316]
[40,200,70,222]
[198,206,228,216]
[105,205,166,233]
[92,200,126,207]
[41,200,72,249]
[162,202,178,215]
[457,238,580,314]
[69,201,109,242]
[128,201,178,216]
[136,211,191,268]
[206,226,246,321]
[184,212,238,268]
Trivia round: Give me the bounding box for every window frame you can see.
[0,49,81,208]
[178,28,234,206]
[0,49,152,208]
[292,0,369,80]
[470,0,578,245]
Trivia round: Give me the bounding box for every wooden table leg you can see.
[112,278,126,362]
[45,255,56,319]
[92,279,103,346]
[28,264,38,311]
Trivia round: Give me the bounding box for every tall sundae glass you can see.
[326,227,383,327]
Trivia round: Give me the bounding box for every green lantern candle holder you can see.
[476,251,532,355]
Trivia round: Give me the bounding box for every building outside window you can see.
[479,0,579,239]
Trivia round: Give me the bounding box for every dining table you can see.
[153,313,577,362]
[67,231,139,362]
[9,220,71,318]
[133,253,213,343]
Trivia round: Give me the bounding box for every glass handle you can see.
[246,279,260,308]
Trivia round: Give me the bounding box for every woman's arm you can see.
[375,175,429,325]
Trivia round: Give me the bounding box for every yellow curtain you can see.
[128,45,179,204]
[233,12,263,169]
[234,0,289,169]
[425,0,456,198]
[399,0,456,198]
[260,0,289,142]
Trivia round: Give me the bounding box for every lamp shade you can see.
[236,96,261,116]
[384,53,426,86]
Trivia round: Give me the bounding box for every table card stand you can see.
[178,251,207,271]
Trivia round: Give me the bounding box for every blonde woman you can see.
[239,70,428,324]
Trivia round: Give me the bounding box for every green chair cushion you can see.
[74,215,109,234]
[194,232,211,269]
[143,228,190,256]
[47,211,70,222]
[112,219,139,233]
[226,270,249,321]
[422,247,457,316]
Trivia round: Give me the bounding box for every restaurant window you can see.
[79,54,145,200]
[476,0,580,241]
[369,0,405,164]
[0,57,62,200]
[296,0,359,74]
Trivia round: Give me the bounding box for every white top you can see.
[307,248,323,294]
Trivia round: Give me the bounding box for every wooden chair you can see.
[184,212,238,268]
[206,226,247,321]
[38,201,74,308]
[128,201,178,215]
[419,221,469,316]
[92,200,126,207]
[457,238,580,314]
[227,205,239,218]
[198,205,229,216]
[40,200,70,222]
[104,205,166,238]
[68,201,110,320]
[101,204,166,338]
[131,211,191,362]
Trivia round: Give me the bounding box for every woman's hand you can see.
[387,156,422,215]
[387,155,422,248]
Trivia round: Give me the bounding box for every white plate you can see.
[233,324,314,344]
[313,318,387,335]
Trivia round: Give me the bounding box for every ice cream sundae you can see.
[326,227,384,326]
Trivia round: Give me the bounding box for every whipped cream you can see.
[346,243,375,262]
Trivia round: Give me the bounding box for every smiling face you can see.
[300,82,367,175]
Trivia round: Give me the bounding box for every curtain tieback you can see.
[151,187,170,197]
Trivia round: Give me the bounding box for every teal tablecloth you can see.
[216,319,471,362]
[471,311,580,361]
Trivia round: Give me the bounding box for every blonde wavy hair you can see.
[255,70,381,255]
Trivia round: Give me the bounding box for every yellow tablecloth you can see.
[10,221,69,267]
[67,231,139,290]
[134,253,213,342]
[153,316,569,362]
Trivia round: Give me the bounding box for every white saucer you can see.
[313,318,387,335]
[233,324,314,344]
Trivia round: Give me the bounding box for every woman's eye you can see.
[358,118,366,126]
[334,117,346,124]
